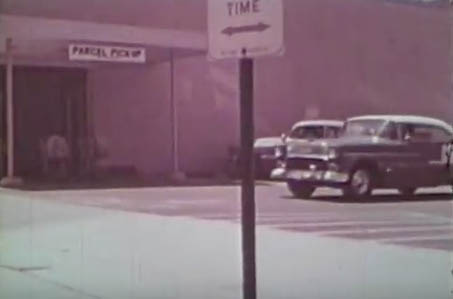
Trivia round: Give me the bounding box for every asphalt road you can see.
[39,182,453,252]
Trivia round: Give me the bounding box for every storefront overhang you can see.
[0,14,207,67]
[0,10,210,183]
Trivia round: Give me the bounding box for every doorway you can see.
[7,66,88,179]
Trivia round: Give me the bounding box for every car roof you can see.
[348,115,453,134]
[291,120,344,130]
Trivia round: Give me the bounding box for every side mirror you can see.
[404,133,412,142]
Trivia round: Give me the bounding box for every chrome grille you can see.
[288,144,327,155]
[286,158,328,171]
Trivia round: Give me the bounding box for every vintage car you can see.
[272,115,453,199]
[254,120,343,178]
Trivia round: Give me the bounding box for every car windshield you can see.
[342,119,387,137]
[289,126,324,139]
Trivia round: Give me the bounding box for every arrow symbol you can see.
[221,22,270,36]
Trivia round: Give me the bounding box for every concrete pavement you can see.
[0,187,452,299]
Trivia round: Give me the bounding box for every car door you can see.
[426,126,452,185]
[402,124,449,186]
[377,121,414,187]
[446,140,453,184]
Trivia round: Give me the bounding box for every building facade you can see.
[0,0,450,179]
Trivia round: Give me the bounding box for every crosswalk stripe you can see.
[263,219,449,228]
[194,210,452,250]
[261,216,453,248]
[381,234,453,243]
[319,224,453,236]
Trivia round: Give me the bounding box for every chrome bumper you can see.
[271,167,349,183]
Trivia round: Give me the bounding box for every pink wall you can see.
[89,64,173,175]
[254,0,450,137]
[89,0,450,176]
[174,56,239,175]
[90,57,238,176]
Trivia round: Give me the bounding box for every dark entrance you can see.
[0,66,88,179]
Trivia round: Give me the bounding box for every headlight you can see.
[327,148,338,160]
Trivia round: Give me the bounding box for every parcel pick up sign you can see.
[208,0,284,59]
[69,44,146,63]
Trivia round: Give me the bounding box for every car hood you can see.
[291,136,394,147]
[286,136,389,156]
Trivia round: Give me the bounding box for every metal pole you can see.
[169,49,179,175]
[240,54,256,299]
[5,38,14,178]
[448,1,453,177]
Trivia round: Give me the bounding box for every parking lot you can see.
[1,183,452,298]
[35,183,453,252]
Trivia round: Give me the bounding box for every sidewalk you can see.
[0,188,452,299]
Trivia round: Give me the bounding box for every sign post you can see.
[208,1,283,298]
[239,50,256,299]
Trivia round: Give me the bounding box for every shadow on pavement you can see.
[282,193,453,203]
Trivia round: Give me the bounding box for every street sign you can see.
[208,0,284,59]
[208,2,284,299]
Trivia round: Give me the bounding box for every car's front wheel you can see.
[287,181,315,199]
[344,168,373,199]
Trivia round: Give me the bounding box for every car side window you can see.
[429,127,451,143]
[401,124,428,142]
[325,126,340,138]
[401,124,450,143]
[380,122,398,140]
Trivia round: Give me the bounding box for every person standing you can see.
[46,133,70,180]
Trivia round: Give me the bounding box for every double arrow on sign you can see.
[221,22,270,36]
